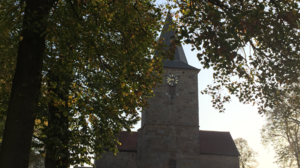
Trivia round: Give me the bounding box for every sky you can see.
[132,43,279,168]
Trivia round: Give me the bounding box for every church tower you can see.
[94,12,240,168]
[137,13,201,168]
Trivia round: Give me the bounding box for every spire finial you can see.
[160,11,188,64]
[156,10,199,70]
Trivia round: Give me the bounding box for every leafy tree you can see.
[0,0,166,168]
[176,0,300,113]
[0,1,58,168]
[2,0,300,168]
[234,138,259,168]
[261,84,300,168]
[0,0,19,145]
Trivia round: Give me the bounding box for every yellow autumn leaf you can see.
[35,119,41,125]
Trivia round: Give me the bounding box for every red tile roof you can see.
[116,130,240,156]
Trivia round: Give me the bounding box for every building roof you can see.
[117,131,138,152]
[116,130,240,156]
[199,130,240,156]
[158,12,199,70]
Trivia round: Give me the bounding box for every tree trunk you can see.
[45,72,70,168]
[45,99,69,168]
[0,0,56,168]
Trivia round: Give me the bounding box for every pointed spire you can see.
[159,11,198,70]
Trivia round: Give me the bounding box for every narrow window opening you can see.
[169,159,176,168]
[169,86,175,96]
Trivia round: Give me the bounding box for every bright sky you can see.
[133,43,279,168]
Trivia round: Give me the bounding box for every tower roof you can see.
[159,12,199,70]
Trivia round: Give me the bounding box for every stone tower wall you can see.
[141,68,199,127]
[138,67,200,168]
[94,151,137,168]
[199,154,240,168]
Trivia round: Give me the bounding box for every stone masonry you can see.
[137,67,200,168]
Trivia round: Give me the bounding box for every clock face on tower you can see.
[166,74,178,86]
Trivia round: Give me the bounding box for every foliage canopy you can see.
[177,0,300,113]
[0,0,167,167]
